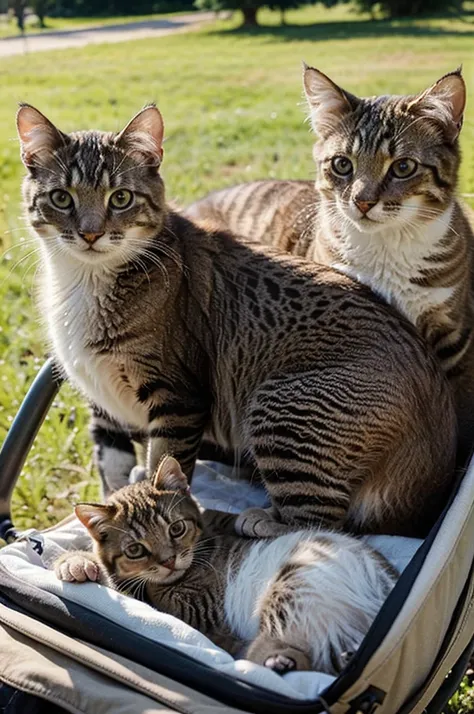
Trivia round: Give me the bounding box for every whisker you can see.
[167,495,187,518]
[114,161,157,179]
[103,524,133,537]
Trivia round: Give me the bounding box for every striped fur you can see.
[18,103,456,537]
[187,69,474,463]
[55,457,397,675]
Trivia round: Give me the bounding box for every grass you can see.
[0,4,474,708]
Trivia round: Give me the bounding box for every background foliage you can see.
[3,0,465,29]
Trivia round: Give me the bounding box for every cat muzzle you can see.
[160,556,176,572]
[354,200,377,215]
[78,231,105,245]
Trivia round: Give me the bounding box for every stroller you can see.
[0,359,473,714]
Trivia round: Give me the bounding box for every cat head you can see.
[303,66,465,234]
[75,456,202,587]
[17,104,165,268]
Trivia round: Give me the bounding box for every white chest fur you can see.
[42,255,148,429]
[316,204,455,327]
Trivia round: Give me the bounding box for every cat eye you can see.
[123,542,148,559]
[390,158,418,179]
[50,189,73,210]
[169,520,187,538]
[331,156,353,178]
[109,189,134,210]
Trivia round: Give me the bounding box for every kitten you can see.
[54,455,397,675]
[186,68,474,463]
[17,102,456,538]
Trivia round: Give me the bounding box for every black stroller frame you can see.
[0,358,473,714]
[0,359,61,542]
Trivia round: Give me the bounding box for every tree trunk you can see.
[280,8,286,24]
[13,0,25,32]
[241,7,259,26]
[36,0,46,27]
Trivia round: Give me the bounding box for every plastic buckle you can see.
[348,686,386,714]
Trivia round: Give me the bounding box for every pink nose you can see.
[354,200,377,215]
[79,231,105,245]
[160,557,176,571]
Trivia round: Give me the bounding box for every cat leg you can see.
[240,372,361,537]
[200,508,238,536]
[235,507,295,538]
[147,407,209,480]
[54,550,110,586]
[246,633,311,673]
[90,405,145,497]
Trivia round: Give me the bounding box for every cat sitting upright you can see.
[186,68,474,463]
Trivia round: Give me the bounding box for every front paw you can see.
[264,654,297,674]
[235,507,291,538]
[54,552,100,583]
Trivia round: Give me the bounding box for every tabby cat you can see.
[18,102,456,538]
[54,455,397,675]
[187,68,474,462]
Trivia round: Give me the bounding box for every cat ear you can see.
[152,455,190,492]
[303,64,359,137]
[16,104,67,169]
[75,503,115,539]
[115,104,164,166]
[408,68,465,142]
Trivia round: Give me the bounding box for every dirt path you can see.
[0,13,215,58]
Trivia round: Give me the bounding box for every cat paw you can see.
[54,553,99,583]
[264,654,296,674]
[235,507,290,538]
[338,650,355,669]
[129,465,147,484]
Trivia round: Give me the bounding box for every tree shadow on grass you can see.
[208,14,474,43]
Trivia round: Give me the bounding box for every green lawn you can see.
[1,4,474,708]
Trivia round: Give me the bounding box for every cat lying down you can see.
[54,456,398,675]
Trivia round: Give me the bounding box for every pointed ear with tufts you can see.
[407,68,465,142]
[303,64,359,138]
[75,503,115,541]
[16,104,67,169]
[152,455,190,493]
[115,104,164,167]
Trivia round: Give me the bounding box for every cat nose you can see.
[78,231,105,245]
[354,199,377,215]
[160,556,176,571]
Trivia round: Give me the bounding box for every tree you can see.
[268,0,307,24]
[46,0,195,17]
[31,0,54,27]
[195,0,261,25]
[353,0,463,17]
[9,0,27,32]
[194,0,332,27]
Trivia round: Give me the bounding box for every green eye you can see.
[331,156,353,177]
[50,189,73,210]
[169,520,187,539]
[390,158,418,179]
[109,189,133,210]
[123,542,148,559]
